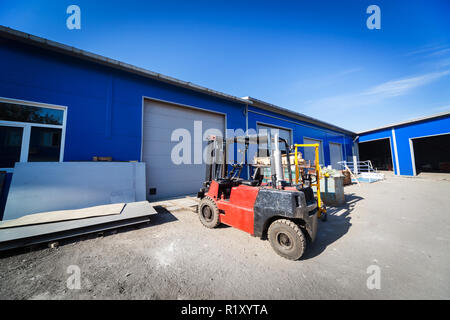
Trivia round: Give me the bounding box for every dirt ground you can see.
[1,172,449,300]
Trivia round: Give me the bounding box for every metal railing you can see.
[337,160,376,174]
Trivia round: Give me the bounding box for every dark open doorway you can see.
[358,138,393,171]
[412,134,450,174]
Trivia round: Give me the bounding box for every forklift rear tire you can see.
[198,196,221,229]
[268,219,306,260]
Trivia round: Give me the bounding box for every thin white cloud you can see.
[428,48,450,57]
[292,67,362,89]
[436,58,450,68]
[406,43,450,70]
[405,44,450,57]
[364,70,450,98]
[304,70,450,110]
[333,68,363,77]
[431,104,450,112]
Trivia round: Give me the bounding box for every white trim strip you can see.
[0,120,63,129]
[409,139,417,176]
[391,128,400,175]
[359,136,391,143]
[0,97,67,111]
[20,126,31,162]
[409,132,450,140]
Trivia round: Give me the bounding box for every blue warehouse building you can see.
[0,26,356,213]
[358,112,450,176]
[2,25,448,218]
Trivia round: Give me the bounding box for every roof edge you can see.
[358,110,450,135]
[242,96,356,136]
[0,25,251,106]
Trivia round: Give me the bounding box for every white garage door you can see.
[303,137,324,166]
[142,100,224,200]
[329,142,343,169]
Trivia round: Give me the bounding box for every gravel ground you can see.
[0,172,449,300]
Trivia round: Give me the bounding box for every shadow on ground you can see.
[143,206,180,228]
[302,193,363,260]
[0,207,178,259]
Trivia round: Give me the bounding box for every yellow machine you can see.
[294,144,327,221]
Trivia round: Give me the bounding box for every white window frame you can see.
[0,97,67,172]
[256,122,293,157]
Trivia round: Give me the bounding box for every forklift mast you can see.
[203,134,293,186]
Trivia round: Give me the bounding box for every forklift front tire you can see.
[198,196,221,229]
[268,219,306,260]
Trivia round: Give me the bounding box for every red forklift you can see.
[197,133,321,260]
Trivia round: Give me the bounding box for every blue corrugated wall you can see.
[0,38,247,162]
[0,37,355,166]
[359,115,450,176]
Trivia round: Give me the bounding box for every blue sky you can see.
[1,0,449,132]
